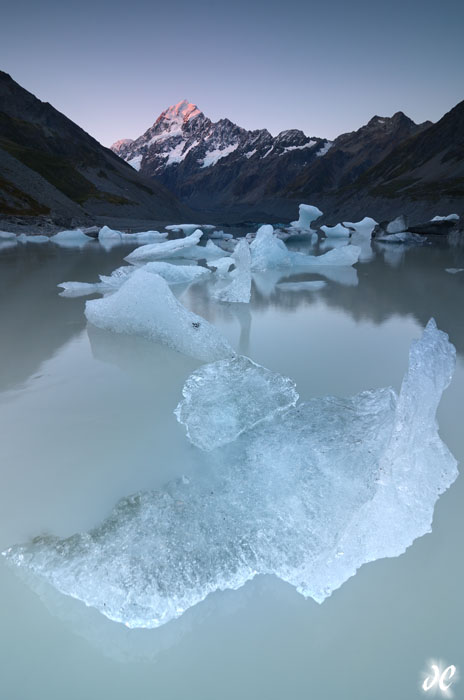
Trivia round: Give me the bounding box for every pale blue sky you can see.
[2,0,463,145]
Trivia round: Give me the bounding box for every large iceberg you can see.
[175,355,298,450]
[250,226,360,271]
[290,204,323,230]
[213,239,251,303]
[250,226,290,270]
[125,230,203,263]
[3,321,457,629]
[84,269,234,361]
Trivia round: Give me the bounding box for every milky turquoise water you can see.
[0,238,463,699]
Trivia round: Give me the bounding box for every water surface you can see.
[0,237,463,699]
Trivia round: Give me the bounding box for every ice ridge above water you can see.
[3,321,457,629]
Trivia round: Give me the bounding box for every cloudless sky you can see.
[1,0,463,146]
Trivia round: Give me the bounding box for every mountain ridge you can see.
[0,71,189,230]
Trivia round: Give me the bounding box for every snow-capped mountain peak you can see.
[111,101,326,189]
[158,100,202,125]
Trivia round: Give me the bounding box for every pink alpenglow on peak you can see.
[157,100,202,125]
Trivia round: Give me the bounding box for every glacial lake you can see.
[0,234,463,700]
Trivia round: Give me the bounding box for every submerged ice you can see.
[175,356,299,450]
[3,321,457,629]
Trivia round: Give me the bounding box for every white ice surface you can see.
[51,229,93,248]
[431,214,459,222]
[125,230,203,263]
[175,355,298,450]
[84,269,234,361]
[290,204,323,230]
[213,239,251,303]
[320,224,351,238]
[3,321,456,629]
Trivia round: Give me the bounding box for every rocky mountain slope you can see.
[111,100,330,217]
[281,100,464,223]
[112,100,448,222]
[0,72,188,230]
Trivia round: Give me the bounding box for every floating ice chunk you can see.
[376,232,425,245]
[290,245,361,267]
[212,239,251,303]
[58,281,102,298]
[250,226,360,271]
[386,215,408,234]
[97,226,125,250]
[290,204,323,230]
[208,257,234,277]
[0,230,17,240]
[142,262,211,285]
[51,229,93,247]
[178,239,226,260]
[277,280,327,292]
[445,268,464,274]
[133,231,168,243]
[431,214,459,222]
[175,355,299,450]
[208,230,233,240]
[17,234,50,243]
[0,240,17,252]
[320,224,351,238]
[4,322,456,628]
[125,230,203,263]
[85,269,234,361]
[165,224,203,235]
[342,217,377,237]
[98,266,136,290]
[250,226,291,270]
[98,226,167,249]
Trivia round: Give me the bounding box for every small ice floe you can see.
[342,217,378,237]
[84,269,234,361]
[98,226,167,249]
[177,239,227,261]
[289,203,323,231]
[431,214,459,222]
[320,224,351,238]
[17,234,50,243]
[51,229,93,248]
[249,225,360,271]
[445,268,464,274]
[165,224,203,235]
[208,230,234,240]
[277,280,327,292]
[0,230,17,240]
[125,230,203,263]
[57,281,102,298]
[212,239,252,303]
[375,232,425,245]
